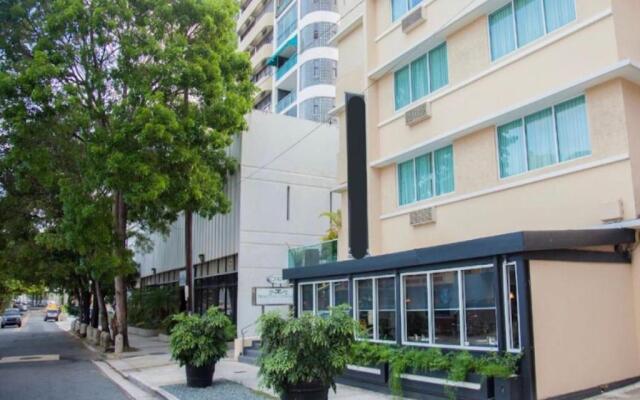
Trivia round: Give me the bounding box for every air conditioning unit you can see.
[410,207,436,226]
[402,7,426,33]
[405,102,431,126]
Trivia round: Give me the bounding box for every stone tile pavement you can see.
[60,318,393,400]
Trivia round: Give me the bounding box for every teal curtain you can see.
[428,43,448,92]
[398,160,415,205]
[544,0,575,32]
[410,55,428,101]
[415,153,433,200]
[525,108,556,170]
[555,96,590,161]
[392,0,408,21]
[498,120,526,178]
[514,0,544,47]
[395,66,411,110]
[489,4,516,60]
[434,146,454,195]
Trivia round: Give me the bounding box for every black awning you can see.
[283,228,635,280]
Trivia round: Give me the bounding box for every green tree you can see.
[0,0,253,347]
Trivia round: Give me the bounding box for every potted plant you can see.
[258,305,357,400]
[169,307,235,388]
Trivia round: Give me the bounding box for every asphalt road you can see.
[0,309,130,400]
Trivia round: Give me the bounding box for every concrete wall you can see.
[236,111,338,336]
[530,259,640,398]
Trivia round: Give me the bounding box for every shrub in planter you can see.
[169,307,235,388]
[258,305,358,400]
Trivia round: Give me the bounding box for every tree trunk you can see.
[81,289,91,324]
[90,281,99,329]
[113,191,129,348]
[95,280,109,335]
[185,210,193,313]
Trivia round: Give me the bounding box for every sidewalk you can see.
[61,320,393,400]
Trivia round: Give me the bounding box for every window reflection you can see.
[377,278,396,341]
[404,275,429,343]
[432,271,460,345]
[357,279,374,339]
[464,268,497,347]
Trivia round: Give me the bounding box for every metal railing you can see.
[276,0,295,17]
[276,91,296,112]
[288,240,337,268]
[275,54,297,80]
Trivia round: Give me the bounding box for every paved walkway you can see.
[62,318,393,400]
[588,382,640,399]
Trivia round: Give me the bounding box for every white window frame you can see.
[397,144,454,207]
[502,261,522,353]
[487,0,577,62]
[400,264,499,352]
[495,94,591,180]
[298,279,349,316]
[390,0,423,23]
[353,275,397,344]
[394,42,448,111]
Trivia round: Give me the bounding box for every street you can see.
[0,309,130,400]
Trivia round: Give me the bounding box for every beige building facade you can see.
[284,0,640,399]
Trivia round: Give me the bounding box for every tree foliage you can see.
[0,0,254,342]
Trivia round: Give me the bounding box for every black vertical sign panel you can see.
[345,93,369,259]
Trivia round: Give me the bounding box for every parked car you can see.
[44,308,60,322]
[18,303,28,313]
[1,308,22,328]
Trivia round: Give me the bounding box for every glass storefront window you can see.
[505,263,521,351]
[333,281,349,307]
[357,279,374,339]
[301,284,313,313]
[317,282,330,317]
[463,268,497,347]
[404,274,429,343]
[377,277,396,341]
[432,271,460,345]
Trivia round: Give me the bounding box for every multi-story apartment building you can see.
[237,0,340,122]
[136,111,339,338]
[284,0,640,399]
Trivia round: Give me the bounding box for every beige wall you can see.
[530,260,640,399]
[621,81,640,218]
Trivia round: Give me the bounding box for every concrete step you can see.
[243,348,261,358]
[238,355,258,365]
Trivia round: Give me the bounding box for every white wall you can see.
[236,110,338,336]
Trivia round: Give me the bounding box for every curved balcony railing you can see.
[299,58,336,89]
[275,54,297,80]
[276,91,296,112]
[300,22,337,52]
[288,240,337,268]
[300,0,337,18]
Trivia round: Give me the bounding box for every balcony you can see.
[239,10,274,52]
[288,240,337,268]
[275,54,297,80]
[276,0,295,17]
[251,41,273,67]
[276,91,296,112]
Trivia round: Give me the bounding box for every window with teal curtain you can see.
[395,66,411,110]
[498,120,526,178]
[489,4,516,60]
[410,55,428,101]
[415,154,433,200]
[392,0,408,21]
[525,108,556,170]
[514,0,544,47]
[555,96,590,161]
[544,0,575,32]
[434,146,454,195]
[428,43,448,92]
[398,160,416,205]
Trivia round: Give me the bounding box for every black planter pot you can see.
[185,362,215,388]
[281,381,330,400]
[494,376,522,400]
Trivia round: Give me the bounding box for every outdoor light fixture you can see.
[151,268,157,275]
[198,253,205,264]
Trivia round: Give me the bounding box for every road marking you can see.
[0,354,60,364]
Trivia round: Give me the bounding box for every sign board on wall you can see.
[253,287,294,306]
[178,271,186,287]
